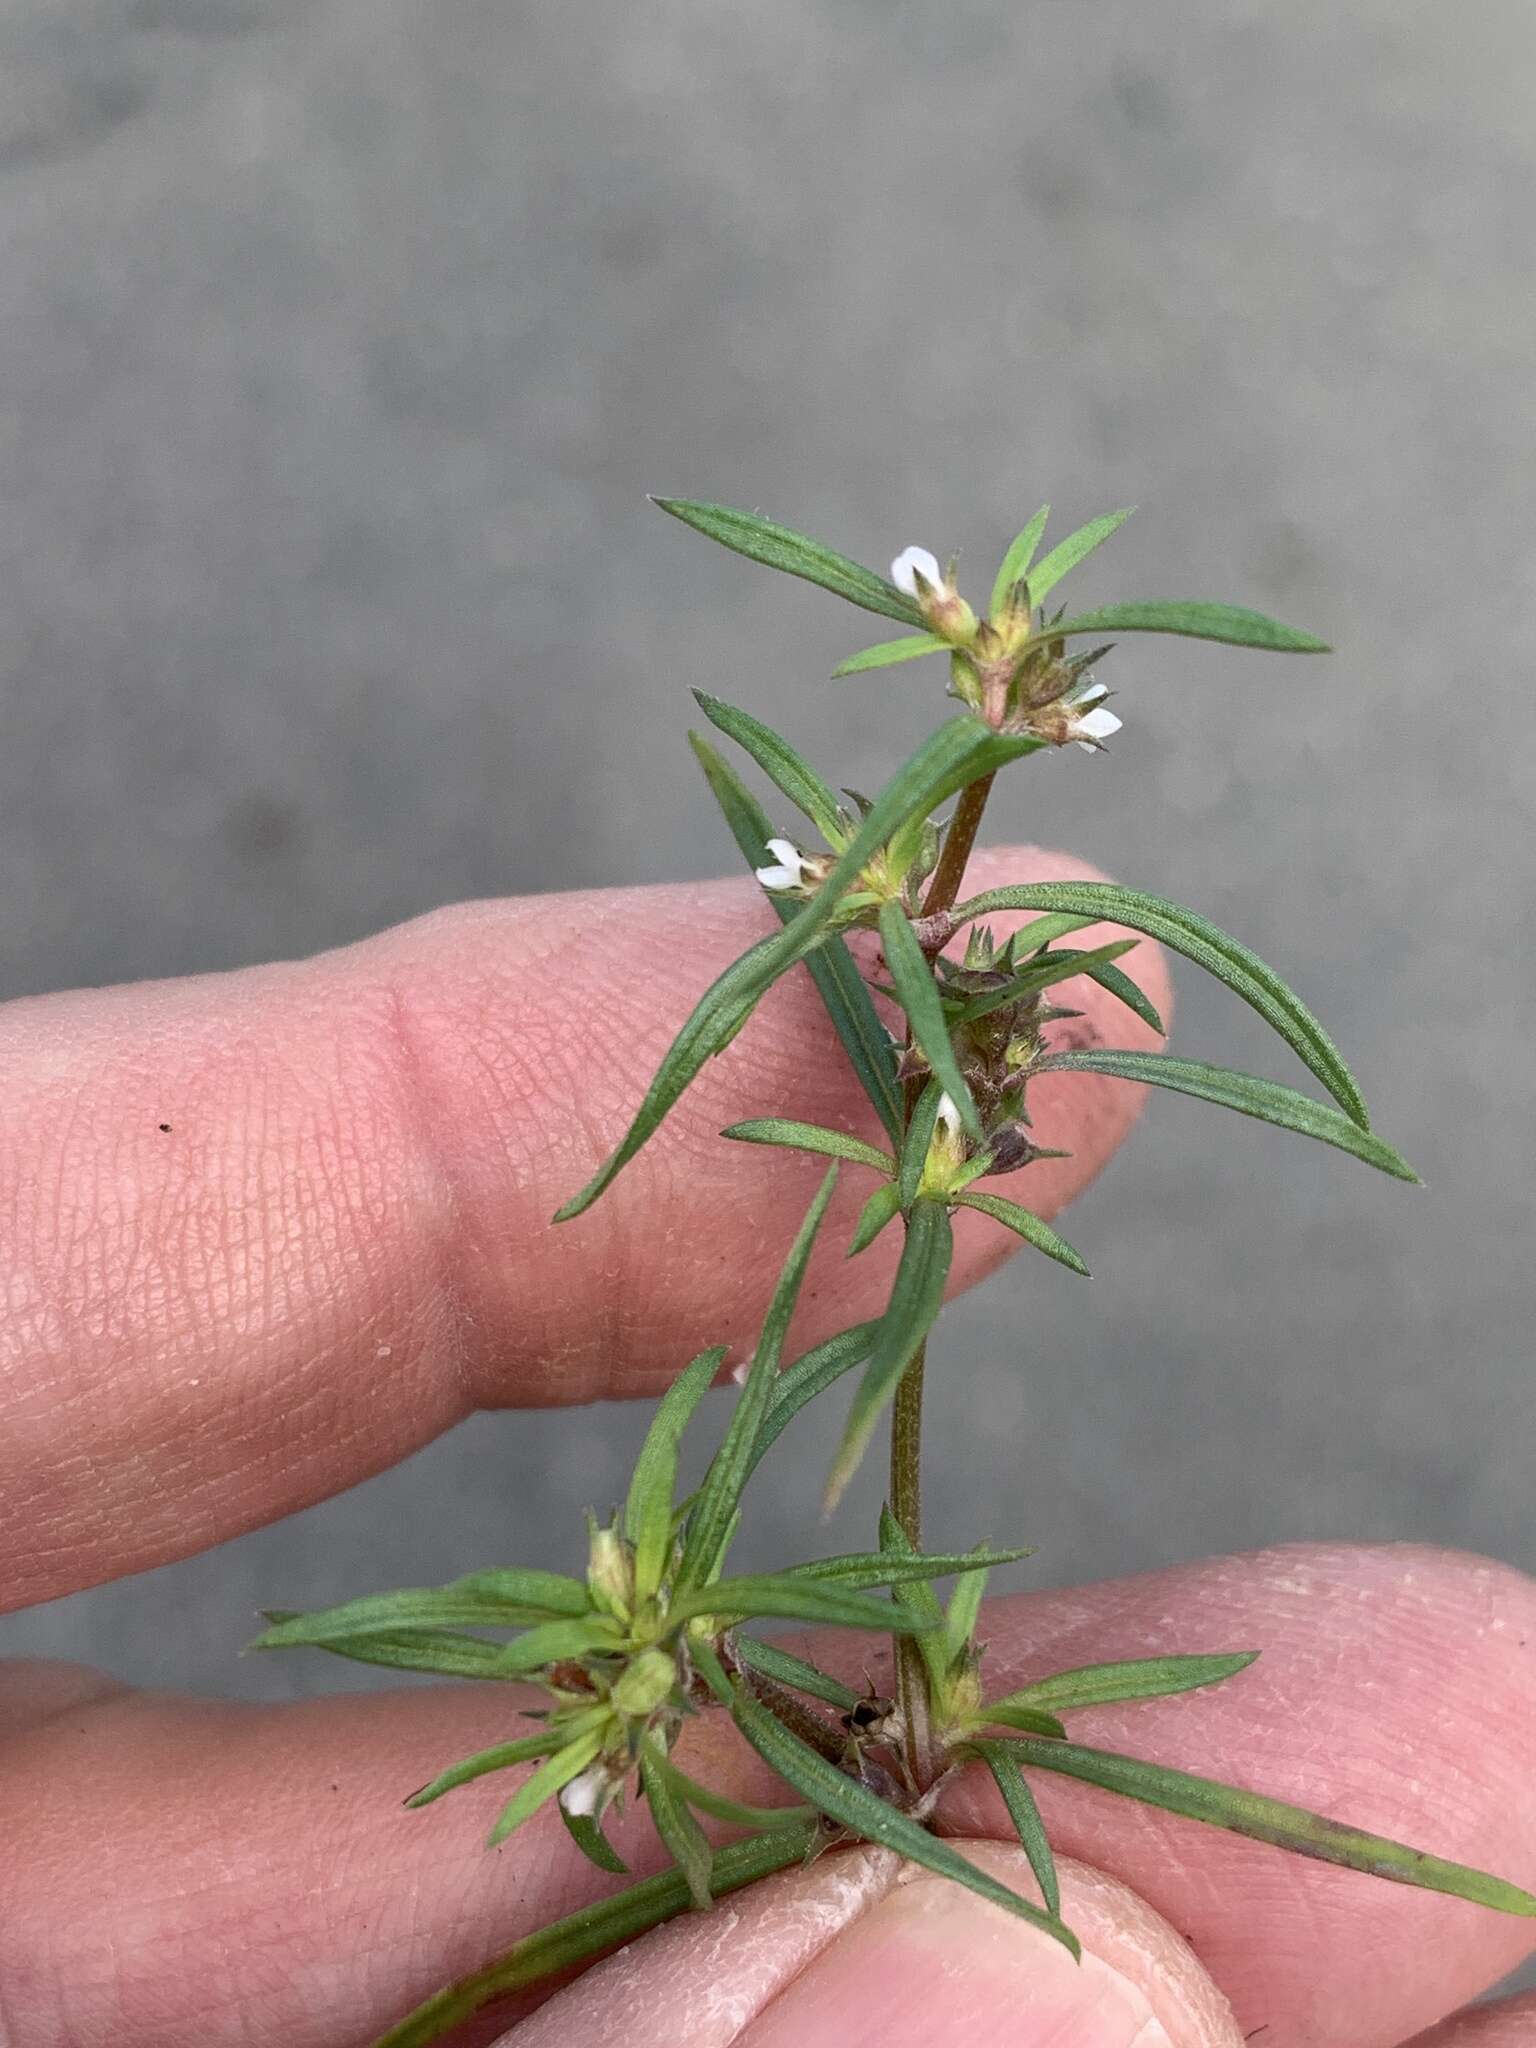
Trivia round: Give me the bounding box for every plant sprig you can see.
[259,496,1529,2048]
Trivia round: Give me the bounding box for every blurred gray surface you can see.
[2,0,1533,1749]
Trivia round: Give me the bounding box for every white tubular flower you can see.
[559,1764,610,1820]
[754,837,808,891]
[935,1091,962,1136]
[890,545,942,596]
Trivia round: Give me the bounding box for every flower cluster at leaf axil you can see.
[257,499,1532,2048]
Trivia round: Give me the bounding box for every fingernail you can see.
[738,1872,1175,2047]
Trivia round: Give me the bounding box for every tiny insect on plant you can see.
[255,497,1534,2048]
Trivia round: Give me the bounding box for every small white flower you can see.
[1073,705,1123,751]
[890,545,942,597]
[935,1091,961,1135]
[754,837,808,891]
[1071,678,1108,707]
[559,1764,609,1820]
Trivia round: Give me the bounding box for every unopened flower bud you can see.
[611,1645,678,1718]
[559,1762,613,1820]
[587,1520,633,1620]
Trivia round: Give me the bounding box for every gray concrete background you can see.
[2,0,1533,1741]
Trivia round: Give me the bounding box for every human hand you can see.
[2,854,1532,2046]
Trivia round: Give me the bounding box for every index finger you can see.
[0,849,1168,1611]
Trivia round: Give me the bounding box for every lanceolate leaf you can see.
[1037,1050,1417,1181]
[827,1203,954,1511]
[640,1739,715,1910]
[898,1079,945,1210]
[879,902,981,1137]
[1004,1737,1536,1918]
[951,1189,1089,1276]
[670,1574,927,1633]
[373,1827,819,2048]
[783,1544,1033,1592]
[625,1345,728,1604]
[721,1118,895,1172]
[560,1802,630,1875]
[730,1689,1080,1956]
[993,1652,1258,1716]
[1025,507,1136,607]
[732,1635,862,1712]
[969,1738,1061,1917]
[254,1615,514,1681]
[1082,954,1167,1036]
[954,940,1141,1023]
[689,731,902,1141]
[880,1507,950,1700]
[404,1726,575,1809]
[495,1617,624,1675]
[847,1180,902,1256]
[989,504,1051,617]
[944,1565,989,1664]
[488,1731,606,1847]
[557,717,1045,1219]
[653,497,924,626]
[833,632,948,677]
[974,1701,1068,1738]
[693,691,845,841]
[679,1168,839,1589]
[646,1752,817,1833]
[1046,600,1329,652]
[952,880,1366,1125]
[743,1320,881,1484]
[249,1572,591,1652]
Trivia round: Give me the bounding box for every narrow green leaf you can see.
[640,1739,715,1909]
[488,1730,605,1847]
[653,496,924,626]
[898,1078,945,1211]
[989,504,1051,618]
[552,928,785,1222]
[255,1614,515,1682]
[1037,1049,1417,1180]
[373,1828,820,2048]
[833,632,948,677]
[879,902,981,1138]
[559,1801,630,1875]
[880,1507,950,1699]
[449,1568,596,1615]
[249,1572,591,1652]
[1047,600,1329,652]
[969,1738,1061,1917]
[785,1543,1033,1593]
[1081,954,1167,1036]
[827,1204,954,1511]
[732,1636,861,1711]
[976,1702,1069,1738]
[558,718,1043,1219]
[950,1188,1089,1275]
[693,691,845,841]
[744,1320,881,1485]
[404,1726,574,1809]
[646,1752,817,1832]
[848,1180,903,1257]
[945,1566,989,1664]
[671,1574,927,1633]
[1006,1737,1536,1917]
[952,880,1366,1125]
[680,1168,839,1588]
[1011,912,1098,955]
[625,1345,728,1605]
[722,1118,894,1173]
[690,731,902,1141]
[1025,507,1135,607]
[955,940,1141,1023]
[495,1618,623,1675]
[730,1689,1080,1955]
[995,1652,1259,1715]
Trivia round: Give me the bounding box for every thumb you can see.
[497,1841,1242,2047]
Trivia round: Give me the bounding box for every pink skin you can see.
[0,857,1532,2046]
